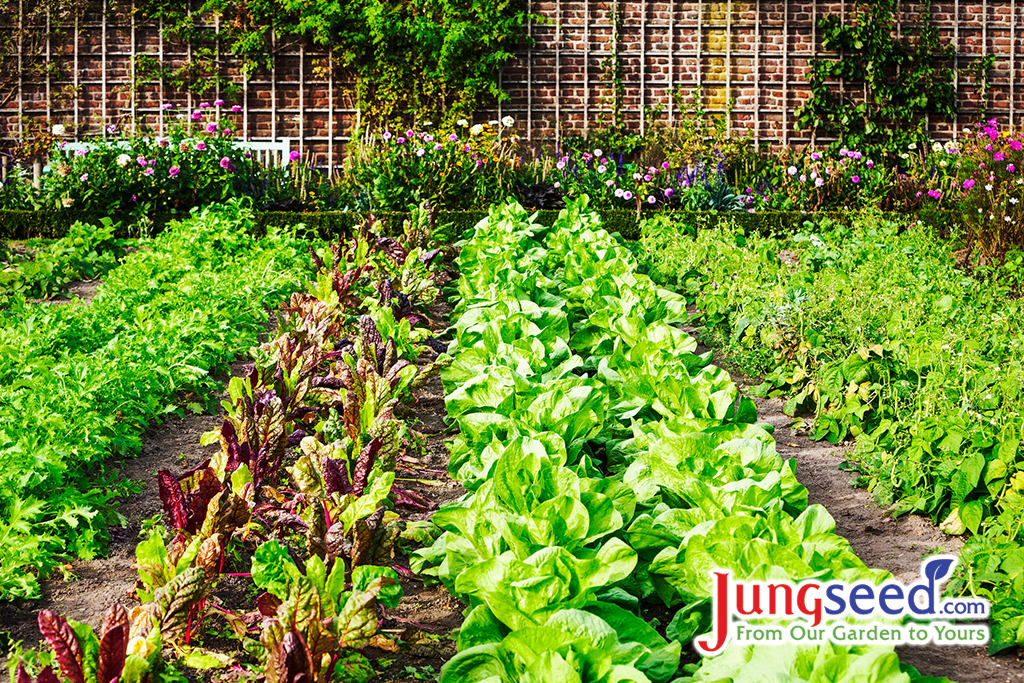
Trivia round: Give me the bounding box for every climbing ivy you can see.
[794,0,985,151]
[132,0,536,125]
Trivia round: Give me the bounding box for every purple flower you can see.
[220,156,232,169]
[852,175,860,183]
[963,179,976,190]
[143,167,154,176]
[222,128,232,136]
[231,105,242,113]
[206,122,218,133]
[289,150,301,162]
[158,138,169,148]
[169,166,180,177]
[214,99,225,106]
[195,141,207,151]
[244,150,252,158]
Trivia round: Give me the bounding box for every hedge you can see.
[2,207,951,242]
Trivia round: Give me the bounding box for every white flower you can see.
[61,197,74,208]
[964,127,973,134]
[593,148,604,157]
[501,116,514,127]
[787,165,797,175]
[932,142,943,152]
[116,153,131,167]
[990,213,996,219]
[633,172,643,180]
[488,120,499,126]
[470,124,483,135]
[986,184,994,191]
[900,153,909,159]
[1005,216,1013,222]
[1011,197,1019,204]
[614,188,624,197]
[940,160,947,167]
[423,121,433,127]
[553,181,561,188]
[1017,178,1023,185]
[457,119,469,127]
[415,147,425,157]
[908,142,918,150]
[52,124,66,136]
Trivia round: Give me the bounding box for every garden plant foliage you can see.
[413,198,950,681]
[639,211,1024,653]
[0,199,311,599]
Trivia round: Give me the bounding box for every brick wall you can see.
[1,0,1021,169]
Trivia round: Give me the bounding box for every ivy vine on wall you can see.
[794,0,992,149]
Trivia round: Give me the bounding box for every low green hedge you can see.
[1,207,952,242]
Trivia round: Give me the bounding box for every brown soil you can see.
[690,329,1024,682]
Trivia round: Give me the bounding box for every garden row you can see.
[0,200,311,600]
[638,212,1024,653]
[412,199,946,681]
[11,204,456,681]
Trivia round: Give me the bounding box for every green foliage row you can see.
[4,208,943,243]
[0,199,312,600]
[413,198,947,681]
[638,210,1024,653]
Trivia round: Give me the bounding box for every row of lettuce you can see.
[637,212,1024,654]
[13,206,458,681]
[410,199,947,682]
[0,200,312,599]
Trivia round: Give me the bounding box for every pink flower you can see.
[79,173,88,181]
[1010,140,1023,151]
[206,122,218,133]
[448,133,457,142]
[643,174,652,182]
[396,137,406,144]
[158,138,169,148]
[1009,164,1017,173]
[647,195,656,204]
[405,129,414,137]
[434,143,443,150]
[623,191,633,200]
[866,160,874,168]
[811,152,820,161]
[852,176,860,183]
[137,156,147,166]
[191,111,203,121]
[222,128,232,136]
[963,179,976,190]
[231,105,242,113]
[928,189,942,199]
[213,99,225,106]
[220,156,231,169]
[662,161,670,169]
[143,167,154,176]
[195,141,207,151]
[289,150,301,162]
[169,166,180,177]
[161,103,173,110]
[597,165,607,173]
[200,101,210,108]
[994,152,1006,161]
[416,148,425,157]
[107,124,117,134]
[605,179,615,187]
[382,132,392,140]
[664,188,674,197]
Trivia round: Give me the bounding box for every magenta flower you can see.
[396,137,406,144]
[382,132,392,140]
[289,150,301,162]
[866,160,874,169]
[143,167,154,176]
[206,122,218,133]
[664,188,674,197]
[1010,140,1023,151]
[158,138,169,148]
[448,133,458,142]
[200,102,210,108]
[662,161,670,169]
[220,156,231,169]
[623,191,634,200]
[137,156,147,166]
[1009,164,1017,173]
[928,189,942,199]
[963,179,976,190]
[161,103,173,110]
[434,143,443,150]
[852,176,860,183]
[191,111,203,121]
[107,124,118,134]
[643,174,652,182]
[231,105,242,113]
[405,129,414,137]
[195,141,207,151]
[169,166,180,177]
[214,99,225,106]
[222,128,232,136]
